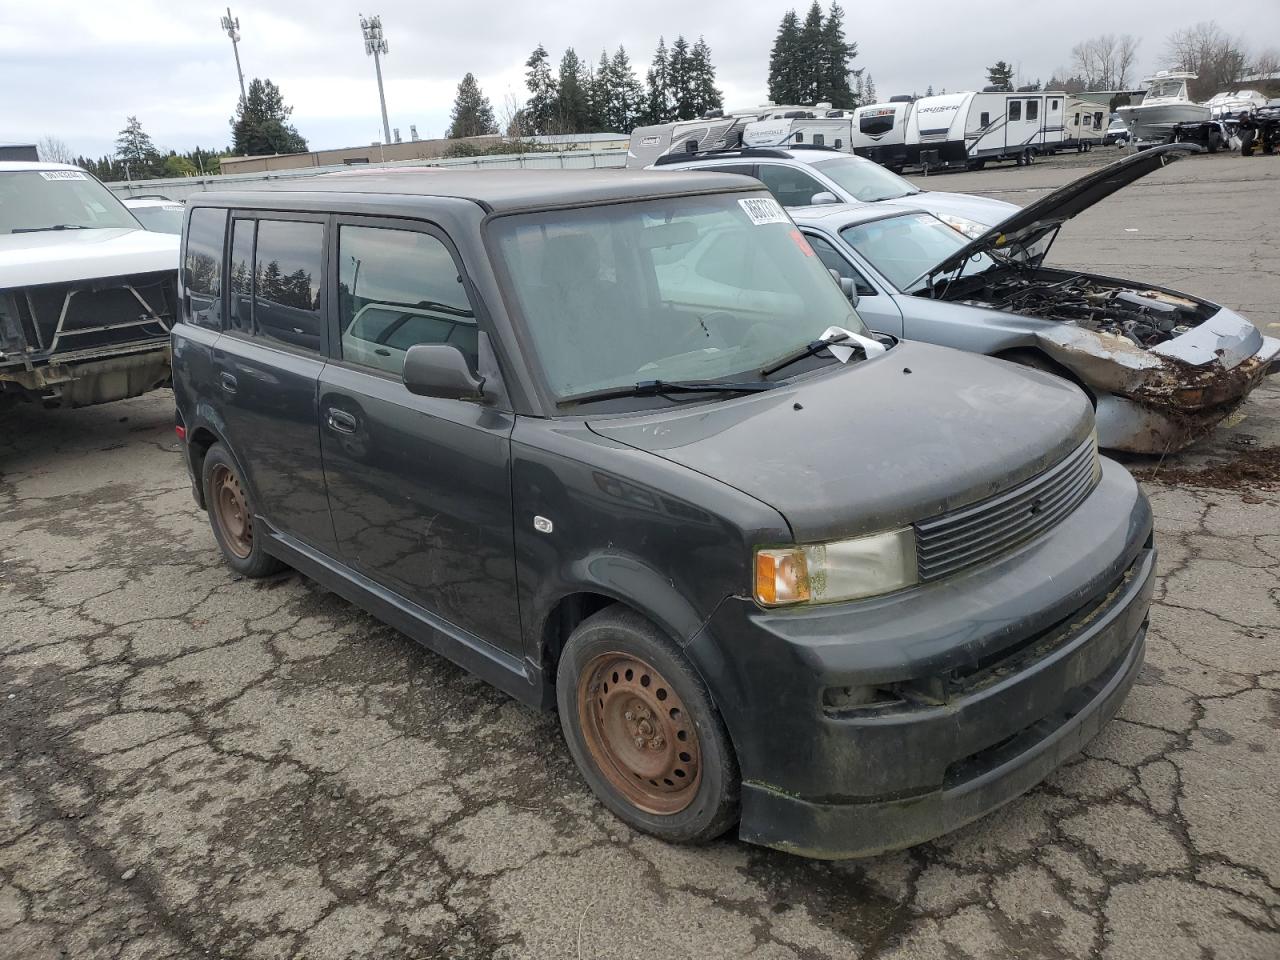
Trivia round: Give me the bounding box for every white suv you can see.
[651,146,1016,238]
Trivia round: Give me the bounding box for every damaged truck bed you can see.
[792,144,1280,453]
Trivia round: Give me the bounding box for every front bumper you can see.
[686,460,1154,858]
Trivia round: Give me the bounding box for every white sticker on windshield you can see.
[39,170,89,181]
[738,197,789,226]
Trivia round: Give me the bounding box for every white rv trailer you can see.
[848,98,917,170]
[903,90,1071,171]
[1063,98,1107,150]
[740,108,855,151]
[626,112,761,168]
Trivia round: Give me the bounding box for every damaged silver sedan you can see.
[790,145,1280,453]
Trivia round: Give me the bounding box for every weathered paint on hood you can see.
[0,228,179,288]
[587,341,1094,542]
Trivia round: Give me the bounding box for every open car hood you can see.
[923,144,1200,283]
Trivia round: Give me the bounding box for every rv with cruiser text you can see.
[903,90,1071,171]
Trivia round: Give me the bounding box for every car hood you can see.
[587,341,1094,542]
[923,143,1199,282]
[0,228,179,288]
[906,190,1019,228]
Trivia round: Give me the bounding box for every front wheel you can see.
[557,606,740,844]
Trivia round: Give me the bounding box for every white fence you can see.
[105,150,629,201]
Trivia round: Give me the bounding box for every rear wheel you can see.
[557,606,739,844]
[202,443,284,578]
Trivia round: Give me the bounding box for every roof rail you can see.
[124,194,176,201]
[652,143,844,166]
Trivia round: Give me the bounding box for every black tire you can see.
[556,605,740,845]
[201,443,285,578]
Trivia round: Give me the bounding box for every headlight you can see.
[755,528,918,607]
[935,213,988,239]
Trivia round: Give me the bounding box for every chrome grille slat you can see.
[915,438,1097,582]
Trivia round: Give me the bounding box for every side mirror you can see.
[828,269,860,308]
[403,344,485,400]
[810,190,840,205]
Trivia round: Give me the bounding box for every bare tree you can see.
[37,136,75,164]
[1163,21,1249,99]
[1071,34,1141,90]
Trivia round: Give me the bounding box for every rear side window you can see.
[228,218,254,334]
[338,225,478,376]
[253,219,324,353]
[1009,101,1022,121]
[1027,100,1039,121]
[184,207,225,330]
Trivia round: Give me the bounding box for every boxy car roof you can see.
[188,168,764,215]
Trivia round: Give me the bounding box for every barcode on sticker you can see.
[738,197,789,226]
[39,170,89,181]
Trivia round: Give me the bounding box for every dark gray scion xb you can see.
[171,169,1155,859]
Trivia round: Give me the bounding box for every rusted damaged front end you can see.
[1035,308,1280,454]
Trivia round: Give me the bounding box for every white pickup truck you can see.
[0,161,178,407]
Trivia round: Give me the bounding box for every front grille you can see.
[914,437,1097,582]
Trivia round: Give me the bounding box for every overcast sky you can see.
[4,1,1276,159]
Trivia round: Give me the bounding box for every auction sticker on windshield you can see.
[39,171,89,181]
[739,197,789,226]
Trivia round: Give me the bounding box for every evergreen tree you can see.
[986,60,1015,90]
[767,10,802,105]
[863,72,877,104]
[592,49,613,131]
[524,44,558,135]
[599,46,644,132]
[667,35,694,120]
[644,37,672,124]
[554,49,591,133]
[688,36,724,117]
[445,73,498,138]
[819,3,859,107]
[230,79,307,156]
[925,84,935,97]
[798,1,826,103]
[115,116,161,178]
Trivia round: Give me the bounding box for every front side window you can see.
[804,234,877,296]
[810,156,917,202]
[131,203,185,234]
[183,207,225,330]
[1009,100,1022,121]
[0,170,139,234]
[253,219,324,353]
[338,225,478,376]
[757,164,829,207]
[491,193,864,400]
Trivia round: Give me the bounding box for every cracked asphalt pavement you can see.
[3,154,1280,959]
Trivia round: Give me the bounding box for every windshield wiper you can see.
[761,332,861,378]
[12,224,91,233]
[557,378,777,407]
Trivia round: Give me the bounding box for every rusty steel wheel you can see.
[577,654,702,815]
[210,463,252,559]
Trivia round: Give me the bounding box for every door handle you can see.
[326,408,358,435]
[219,372,238,394]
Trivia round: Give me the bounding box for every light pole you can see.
[220,8,247,105]
[359,14,392,145]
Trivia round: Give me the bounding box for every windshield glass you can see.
[811,156,917,201]
[492,193,865,400]
[839,213,999,291]
[0,170,140,234]
[1146,80,1185,100]
[129,203,184,234]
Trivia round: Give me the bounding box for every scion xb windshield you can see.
[840,213,1000,292]
[811,156,918,202]
[492,193,866,399]
[0,170,140,234]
